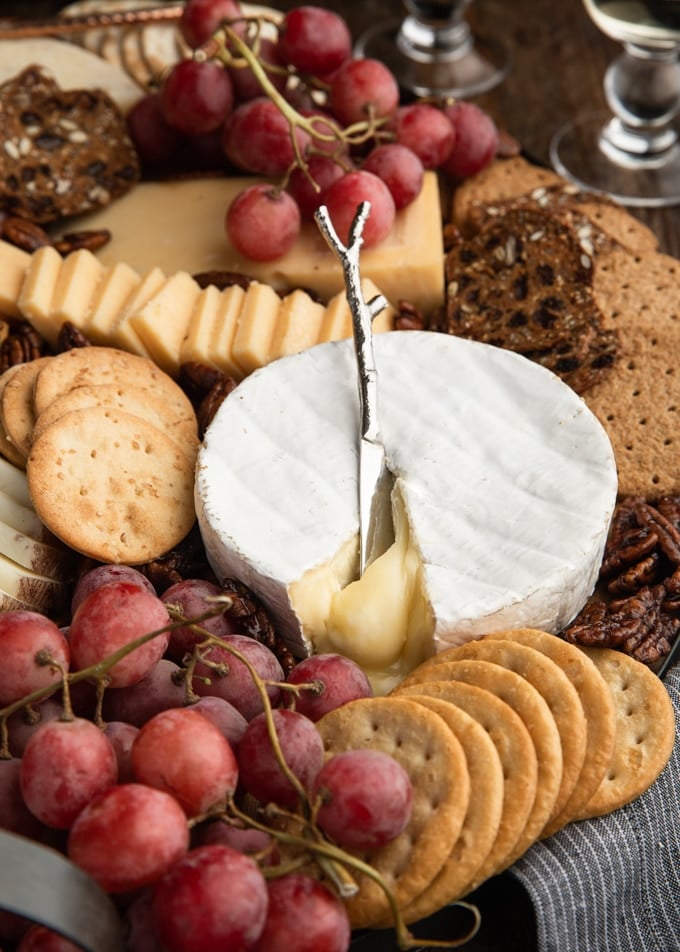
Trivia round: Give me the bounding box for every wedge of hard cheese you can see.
[196,331,618,694]
[54,172,444,315]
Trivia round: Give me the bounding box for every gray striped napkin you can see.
[511,665,680,952]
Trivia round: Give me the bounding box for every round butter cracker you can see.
[316,696,471,930]
[26,406,196,564]
[0,365,29,468]
[489,628,617,834]
[395,679,538,889]
[0,357,52,459]
[574,647,676,819]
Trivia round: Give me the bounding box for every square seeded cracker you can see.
[583,247,680,498]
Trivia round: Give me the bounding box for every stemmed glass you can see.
[550,0,680,207]
[353,0,510,99]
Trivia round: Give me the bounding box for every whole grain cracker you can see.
[402,639,588,823]
[31,346,197,436]
[380,697,504,924]
[574,647,676,818]
[316,696,471,929]
[489,628,617,834]
[26,406,196,564]
[394,680,538,889]
[585,247,680,497]
[0,357,52,459]
[417,659,563,859]
[31,382,198,448]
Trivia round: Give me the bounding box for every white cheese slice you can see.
[0,242,30,318]
[196,332,618,692]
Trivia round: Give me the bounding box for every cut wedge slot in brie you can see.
[195,331,619,694]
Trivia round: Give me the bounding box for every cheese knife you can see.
[315,202,395,575]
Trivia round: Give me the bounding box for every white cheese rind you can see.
[196,331,618,660]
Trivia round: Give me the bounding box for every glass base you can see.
[550,111,680,208]
[354,16,510,99]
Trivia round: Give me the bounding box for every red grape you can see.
[103,720,139,782]
[20,717,118,829]
[329,58,399,126]
[251,873,351,952]
[101,658,186,726]
[131,707,238,816]
[0,758,45,838]
[389,102,455,169]
[6,697,63,756]
[222,97,310,176]
[71,562,155,616]
[311,749,413,849]
[441,101,500,178]
[69,582,170,688]
[287,154,348,220]
[287,653,372,721]
[321,170,396,247]
[192,817,274,862]
[17,925,82,952]
[151,845,268,952]
[301,108,347,156]
[192,632,284,720]
[362,143,424,209]
[126,93,186,172]
[161,578,238,662]
[68,783,189,893]
[161,59,234,136]
[188,695,248,750]
[123,891,165,952]
[179,0,243,49]
[237,708,323,808]
[0,611,70,706]
[279,7,352,76]
[226,183,301,262]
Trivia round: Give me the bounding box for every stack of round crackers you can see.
[317,628,676,929]
[0,346,199,564]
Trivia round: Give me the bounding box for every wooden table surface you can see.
[1,1,678,950]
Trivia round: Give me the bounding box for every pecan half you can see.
[0,215,52,253]
[0,320,46,371]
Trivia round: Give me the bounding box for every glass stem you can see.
[397,1,473,62]
[601,42,680,161]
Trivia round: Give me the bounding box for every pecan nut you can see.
[0,215,53,253]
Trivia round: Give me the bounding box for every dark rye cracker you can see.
[442,205,619,394]
[0,66,139,224]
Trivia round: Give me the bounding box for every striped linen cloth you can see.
[511,665,680,952]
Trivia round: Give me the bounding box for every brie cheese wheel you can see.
[196,331,618,693]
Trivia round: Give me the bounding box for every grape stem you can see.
[204,23,389,191]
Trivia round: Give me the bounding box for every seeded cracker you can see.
[0,65,139,224]
[316,696,471,929]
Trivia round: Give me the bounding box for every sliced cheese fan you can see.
[195,331,618,693]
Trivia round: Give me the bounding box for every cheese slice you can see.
[269,290,325,363]
[85,261,142,343]
[49,249,107,343]
[109,267,165,356]
[129,271,201,376]
[196,331,618,694]
[318,278,396,343]
[0,241,30,318]
[0,518,68,579]
[180,284,223,368]
[0,456,33,509]
[17,245,63,341]
[210,285,247,380]
[55,172,444,315]
[231,282,282,375]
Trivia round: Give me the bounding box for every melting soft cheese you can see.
[288,488,434,693]
[195,332,618,695]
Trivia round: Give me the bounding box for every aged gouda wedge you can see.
[129,271,201,376]
[0,241,30,318]
[50,249,107,342]
[210,285,246,380]
[57,172,444,314]
[85,261,142,343]
[269,289,325,363]
[17,245,62,341]
[231,282,281,375]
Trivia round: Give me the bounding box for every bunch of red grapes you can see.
[0,566,415,952]
[126,0,500,261]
